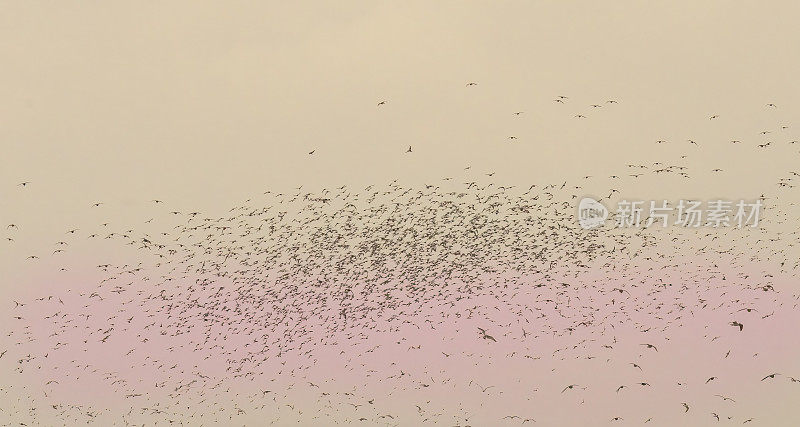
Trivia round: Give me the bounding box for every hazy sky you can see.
[2,0,799,298]
[2,1,798,200]
[2,3,800,424]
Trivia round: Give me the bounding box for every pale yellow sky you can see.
[2,0,798,291]
[0,1,798,302]
[2,2,800,425]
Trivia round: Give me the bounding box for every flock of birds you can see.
[2,88,800,426]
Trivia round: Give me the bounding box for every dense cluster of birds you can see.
[2,93,799,426]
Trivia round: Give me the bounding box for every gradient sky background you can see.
[3,0,799,288]
[2,1,800,425]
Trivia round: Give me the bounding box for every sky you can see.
[2,1,800,425]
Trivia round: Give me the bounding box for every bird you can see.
[561,384,579,393]
[641,343,658,352]
[477,327,496,342]
[761,373,779,381]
